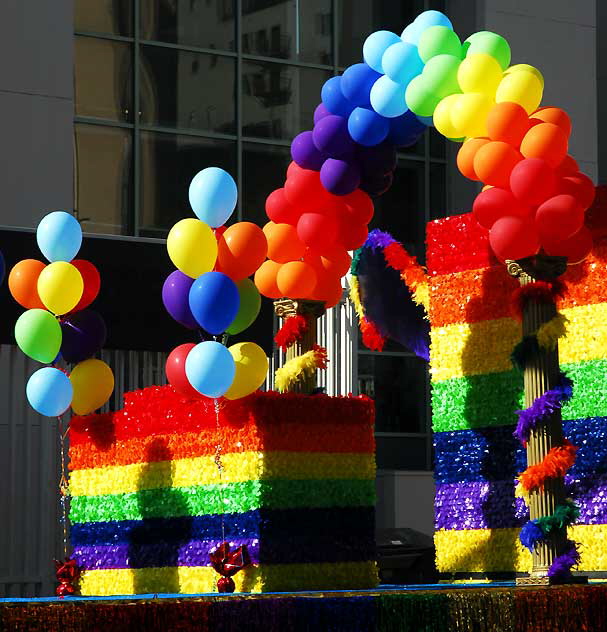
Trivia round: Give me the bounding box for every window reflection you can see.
[139,132,236,237]
[75,0,133,36]
[75,124,133,235]
[242,61,330,140]
[140,46,236,134]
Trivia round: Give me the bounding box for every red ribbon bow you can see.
[54,558,82,598]
[209,542,251,593]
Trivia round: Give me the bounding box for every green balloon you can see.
[405,75,441,117]
[15,308,62,363]
[422,54,461,99]
[418,26,462,63]
[463,31,511,70]
[226,278,261,335]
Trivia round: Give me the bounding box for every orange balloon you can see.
[456,137,491,181]
[486,102,530,147]
[276,261,317,299]
[254,260,283,299]
[473,141,523,188]
[217,222,268,281]
[531,107,572,137]
[263,222,306,263]
[320,246,352,278]
[520,122,568,168]
[8,259,46,309]
[310,270,341,306]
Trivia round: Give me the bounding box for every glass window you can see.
[429,163,446,220]
[358,353,428,433]
[75,124,133,235]
[75,0,134,37]
[242,143,291,226]
[241,0,332,65]
[140,46,236,134]
[139,132,236,237]
[429,127,446,160]
[140,0,236,51]
[75,36,133,122]
[242,61,330,140]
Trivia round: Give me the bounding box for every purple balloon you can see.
[313,103,331,124]
[312,115,355,158]
[340,63,382,108]
[162,270,198,329]
[360,171,394,197]
[320,158,361,196]
[291,131,325,171]
[357,141,397,177]
[60,309,107,364]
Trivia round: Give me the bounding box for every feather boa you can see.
[510,280,566,321]
[536,313,569,351]
[274,345,328,393]
[274,315,308,351]
[360,318,385,352]
[510,335,540,371]
[519,501,580,552]
[517,440,578,493]
[548,539,581,578]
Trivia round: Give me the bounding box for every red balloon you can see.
[509,158,557,206]
[71,259,101,312]
[166,343,200,399]
[535,194,584,241]
[342,189,374,224]
[489,216,540,262]
[556,173,596,210]
[265,188,302,225]
[542,225,593,264]
[284,167,327,212]
[472,188,531,229]
[287,161,302,180]
[556,154,579,176]
[297,212,339,254]
[473,141,523,188]
[338,216,368,250]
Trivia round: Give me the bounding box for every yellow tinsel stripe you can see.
[69,451,376,497]
[78,561,379,596]
[435,524,607,573]
[411,281,430,312]
[348,276,365,321]
[274,346,327,393]
[536,313,568,351]
[559,303,607,364]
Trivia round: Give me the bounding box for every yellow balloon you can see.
[37,262,83,315]
[224,342,269,400]
[495,70,543,114]
[504,63,544,88]
[457,53,503,96]
[70,359,114,416]
[167,218,218,279]
[433,94,466,140]
[450,92,493,138]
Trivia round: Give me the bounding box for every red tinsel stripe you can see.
[518,440,578,492]
[274,314,308,351]
[360,318,386,351]
[511,280,567,321]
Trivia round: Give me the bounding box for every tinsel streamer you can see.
[513,372,574,443]
[274,345,328,393]
[537,313,569,351]
[360,318,385,351]
[510,335,541,371]
[517,440,578,493]
[510,280,567,321]
[348,275,365,321]
[274,314,308,351]
[548,539,581,578]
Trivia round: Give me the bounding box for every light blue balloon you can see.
[36,211,82,262]
[363,30,402,73]
[26,367,73,417]
[188,167,237,228]
[402,10,453,45]
[370,75,408,118]
[382,41,424,86]
[185,341,235,398]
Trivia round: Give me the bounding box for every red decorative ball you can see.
[217,576,236,593]
[556,173,596,210]
[542,225,594,265]
[489,215,540,262]
[509,158,556,206]
[535,194,584,241]
[472,187,530,229]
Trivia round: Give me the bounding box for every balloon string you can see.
[57,415,70,560]
[213,398,226,553]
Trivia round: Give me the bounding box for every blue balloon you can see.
[370,75,408,118]
[188,167,237,228]
[402,11,452,45]
[348,107,389,147]
[321,76,354,118]
[26,367,73,417]
[387,111,427,146]
[185,341,235,398]
[340,63,381,108]
[36,211,82,262]
[189,271,240,335]
[382,41,424,86]
[363,30,401,73]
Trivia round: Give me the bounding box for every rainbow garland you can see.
[68,386,378,595]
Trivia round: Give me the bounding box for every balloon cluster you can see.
[163,167,269,401]
[10,211,114,417]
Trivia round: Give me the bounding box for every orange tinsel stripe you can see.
[69,422,376,471]
[518,440,578,493]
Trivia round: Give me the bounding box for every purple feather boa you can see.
[364,229,395,251]
[514,373,573,443]
[548,539,581,578]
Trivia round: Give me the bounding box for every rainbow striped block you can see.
[68,388,378,595]
[427,213,607,576]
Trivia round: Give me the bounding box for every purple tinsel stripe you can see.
[364,229,396,251]
[73,538,259,571]
[514,373,573,443]
[435,475,607,531]
[548,539,580,578]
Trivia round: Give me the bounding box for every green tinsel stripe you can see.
[432,358,607,433]
[69,478,376,524]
